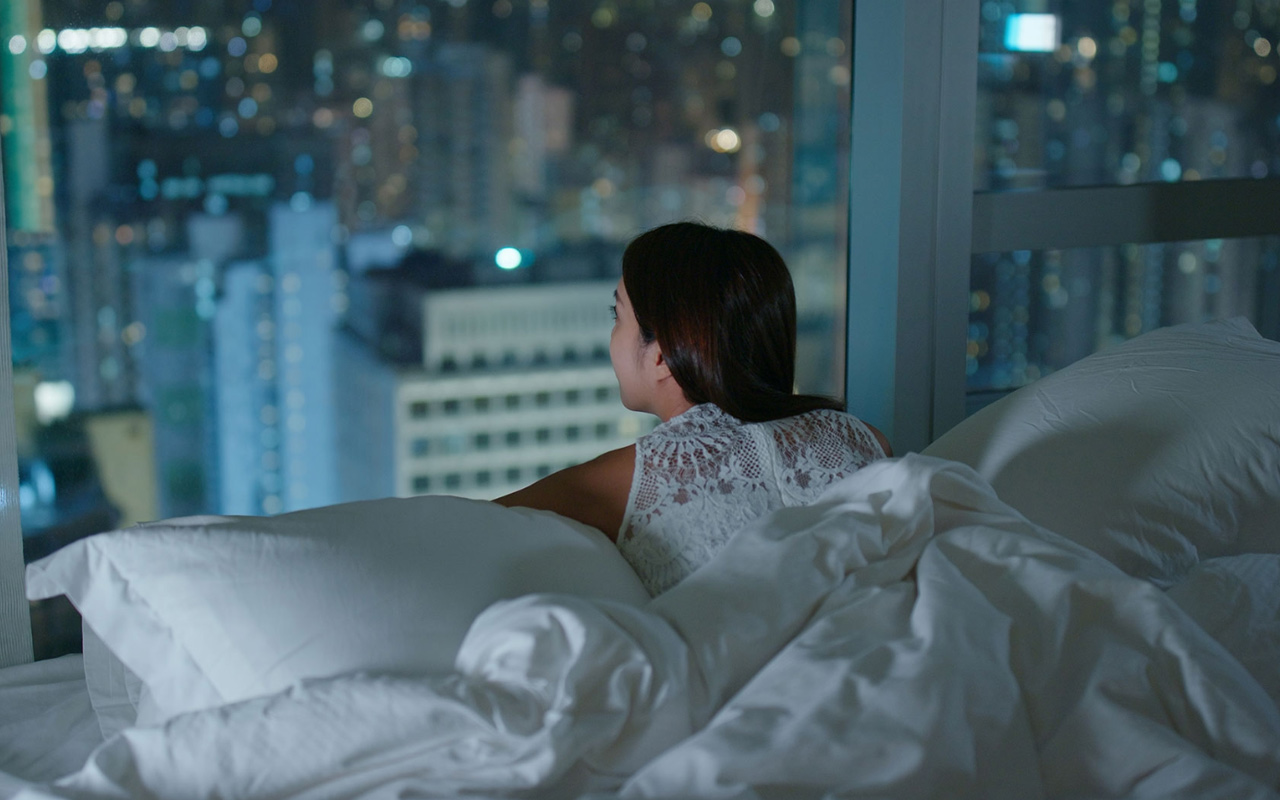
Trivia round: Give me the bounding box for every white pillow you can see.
[27,496,650,728]
[81,623,149,739]
[924,317,1280,586]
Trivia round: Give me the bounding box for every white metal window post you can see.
[846,0,979,454]
[0,145,35,667]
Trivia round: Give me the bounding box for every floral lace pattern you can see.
[616,404,886,595]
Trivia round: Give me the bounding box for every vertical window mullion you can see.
[846,0,979,452]
[0,155,35,667]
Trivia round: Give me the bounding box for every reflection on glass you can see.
[1,0,850,656]
[967,236,1280,392]
[976,1,1280,190]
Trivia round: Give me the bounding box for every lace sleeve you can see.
[768,409,886,504]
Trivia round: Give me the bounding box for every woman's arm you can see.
[494,444,636,540]
[867,424,893,457]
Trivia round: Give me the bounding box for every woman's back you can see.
[618,404,886,595]
[496,222,891,594]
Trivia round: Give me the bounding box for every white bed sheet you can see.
[1167,553,1280,710]
[2,455,1278,799]
[0,655,102,791]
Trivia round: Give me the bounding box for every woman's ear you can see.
[652,346,673,378]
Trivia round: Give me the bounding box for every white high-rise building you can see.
[335,278,654,503]
[422,282,613,371]
[396,364,647,500]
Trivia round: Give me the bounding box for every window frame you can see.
[973,179,1280,252]
[0,161,35,667]
[845,0,979,455]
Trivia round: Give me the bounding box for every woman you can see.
[497,221,890,595]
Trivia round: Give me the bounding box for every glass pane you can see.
[966,236,1280,394]
[975,1,1280,190]
[2,0,850,657]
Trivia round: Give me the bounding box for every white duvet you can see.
[7,455,1280,800]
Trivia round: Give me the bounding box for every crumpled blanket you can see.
[10,455,1280,800]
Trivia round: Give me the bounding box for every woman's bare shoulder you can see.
[494,444,636,539]
[565,444,638,503]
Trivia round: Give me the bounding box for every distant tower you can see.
[0,0,56,233]
[783,0,851,398]
[413,43,516,258]
[270,200,340,511]
[214,259,281,515]
[62,120,141,409]
[513,74,574,250]
[6,232,63,377]
[132,255,216,518]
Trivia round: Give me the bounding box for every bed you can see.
[1,317,1277,800]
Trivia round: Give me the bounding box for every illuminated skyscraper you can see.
[0,0,56,233]
[416,43,517,257]
[270,200,340,512]
[6,231,62,376]
[214,258,280,515]
[132,254,216,518]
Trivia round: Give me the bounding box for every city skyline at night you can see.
[0,0,1276,529]
[0,0,852,575]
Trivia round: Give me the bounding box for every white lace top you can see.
[616,403,886,595]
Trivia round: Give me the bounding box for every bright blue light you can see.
[381,56,412,77]
[1004,14,1059,53]
[495,247,523,270]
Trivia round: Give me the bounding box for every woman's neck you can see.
[653,394,696,423]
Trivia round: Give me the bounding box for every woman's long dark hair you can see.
[621,221,843,422]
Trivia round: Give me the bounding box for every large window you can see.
[843,0,1280,453]
[976,2,1279,191]
[970,1,1280,396]
[968,236,1280,393]
[1,0,852,657]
